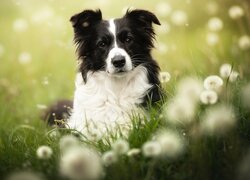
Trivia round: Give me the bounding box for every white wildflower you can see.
[0,44,5,57]
[241,84,250,108]
[206,32,219,46]
[164,97,196,124]
[6,171,44,180]
[60,146,103,180]
[127,148,141,157]
[155,130,184,158]
[142,141,161,157]
[229,71,239,82]
[155,2,172,17]
[238,35,250,50]
[207,17,223,31]
[229,6,244,19]
[200,90,218,105]
[18,52,32,64]
[59,135,79,151]
[102,151,118,166]
[201,104,236,135]
[159,71,171,83]
[220,63,232,78]
[177,77,203,102]
[204,75,223,91]
[13,18,28,32]
[112,139,129,155]
[36,145,53,159]
[171,10,188,26]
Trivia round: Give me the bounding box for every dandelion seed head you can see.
[102,150,118,166]
[36,145,53,159]
[59,135,79,151]
[207,17,223,32]
[238,35,250,50]
[164,97,196,124]
[201,104,236,135]
[18,52,32,65]
[60,146,103,180]
[204,75,223,91]
[142,141,161,157]
[127,148,141,157]
[155,2,172,17]
[112,139,129,155]
[200,90,218,104]
[177,77,203,102]
[229,71,239,82]
[229,6,244,19]
[206,32,219,46]
[171,10,188,26]
[159,71,171,83]
[220,63,232,78]
[13,18,28,32]
[155,130,184,158]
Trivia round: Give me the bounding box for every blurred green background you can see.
[0,0,249,128]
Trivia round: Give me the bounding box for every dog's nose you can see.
[111,55,126,68]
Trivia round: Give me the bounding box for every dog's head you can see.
[70,9,160,82]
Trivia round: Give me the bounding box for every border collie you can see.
[64,9,162,138]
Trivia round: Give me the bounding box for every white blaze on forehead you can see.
[108,19,118,47]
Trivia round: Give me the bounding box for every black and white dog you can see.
[61,9,162,138]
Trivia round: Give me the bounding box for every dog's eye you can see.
[97,41,107,48]
[125,36,133,44]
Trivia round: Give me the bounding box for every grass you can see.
[1,0,250,179]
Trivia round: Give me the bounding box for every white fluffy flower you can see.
[201,104,236,135]
[171,10,188,26]
[13,18,28,32]
[206,32,219,46]
[18,52,32,64]
[238,35,250,50]
[200,90,218,104]
[112,139,129,155]
[59,135,79,151]
[6,171,44,180]
[60,146,103,180]
[159,71,171,83]
[0,44,5,57]
[229,71,239,82]
[229,6,244,19]
[155,2,172,17]
[207,17,223,31]
[164,97,196,124]
[36,145,53,159]
[241,84,250,108]
[177,77,203,102]
[220,63,232,78]
[102,150,118,166]
[127,148,141,157]
[142,141,161,157]
[155,130,184,158]
[204,75,223,91]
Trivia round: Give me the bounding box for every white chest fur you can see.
[68,66,152,138]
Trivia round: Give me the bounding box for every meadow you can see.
[0,0,250,179]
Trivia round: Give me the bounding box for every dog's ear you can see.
[125,9,161,26]
[70,9,102,28]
